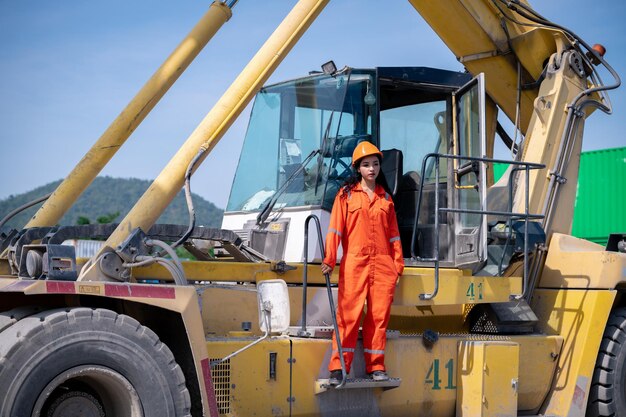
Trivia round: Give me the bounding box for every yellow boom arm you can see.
[24,1,233,229]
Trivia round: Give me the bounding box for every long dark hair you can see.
[341,155,391,197]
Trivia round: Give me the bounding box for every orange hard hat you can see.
[352,141,382,166]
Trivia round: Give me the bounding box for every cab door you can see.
[451,73,487,270]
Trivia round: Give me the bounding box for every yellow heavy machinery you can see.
[0,1,623,416]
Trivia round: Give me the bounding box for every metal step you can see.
[315,377,401,394]
[287,326,333,338]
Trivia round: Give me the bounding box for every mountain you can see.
[0,176,224,232]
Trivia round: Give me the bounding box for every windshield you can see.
[226,71,374,212]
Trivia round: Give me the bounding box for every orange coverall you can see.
[324,183,404,374]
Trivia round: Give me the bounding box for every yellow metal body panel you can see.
[509,27,562,78]
[134,261,522,306]
[199,284,484,336]
[207,337,295,416]
[532,288,615,416]
[540,233,626,289]
[394,272,522,306]
[206,332,561,416]
[24,2,232,229]
[0,275,565,416]
[200,285,341,336]
[200,286,524,338]
[457,341,519,417]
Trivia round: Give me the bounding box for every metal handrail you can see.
[410,153,545,300]
[303,214,347,387]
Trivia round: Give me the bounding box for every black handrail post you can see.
[304,214,347,387]
[300,218,311,337]
[421,155,440,300]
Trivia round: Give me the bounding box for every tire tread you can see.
[588,307,626,417]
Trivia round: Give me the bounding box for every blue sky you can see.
[1,1,624,209]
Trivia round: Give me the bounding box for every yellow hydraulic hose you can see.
[24,1,233,229]
[92,0,329,262]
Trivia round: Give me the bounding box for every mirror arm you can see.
[210,304,272,368]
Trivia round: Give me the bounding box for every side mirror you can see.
[257,279,290,333]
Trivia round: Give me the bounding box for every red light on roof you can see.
[592,44,606,57]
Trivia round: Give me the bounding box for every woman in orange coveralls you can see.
[321,141,404,385]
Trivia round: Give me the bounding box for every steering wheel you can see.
[327,158,352,189]
[334,158,352,176]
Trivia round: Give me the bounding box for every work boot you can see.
[328,370,343,386]
[368,370,389,381]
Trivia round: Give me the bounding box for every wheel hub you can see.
[33,365,143,417]
[46,391,105,417]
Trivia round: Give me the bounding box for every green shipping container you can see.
[572,147,626,245]
[492,147,626,246]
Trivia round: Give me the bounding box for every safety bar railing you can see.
[410,153,545,301]
[302,214,347,387]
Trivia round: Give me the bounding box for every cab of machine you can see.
[222,66,495,273]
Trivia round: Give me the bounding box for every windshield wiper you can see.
[256,149,320,225]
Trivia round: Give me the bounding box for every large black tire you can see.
[587,307,626,417]
[0,307,191,417]
[0,305,44,332]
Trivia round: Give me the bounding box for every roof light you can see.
[321,60,337,76]
[587,43,607,65]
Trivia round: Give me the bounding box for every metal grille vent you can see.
[468,309,499,334]
[210,358,231,414]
